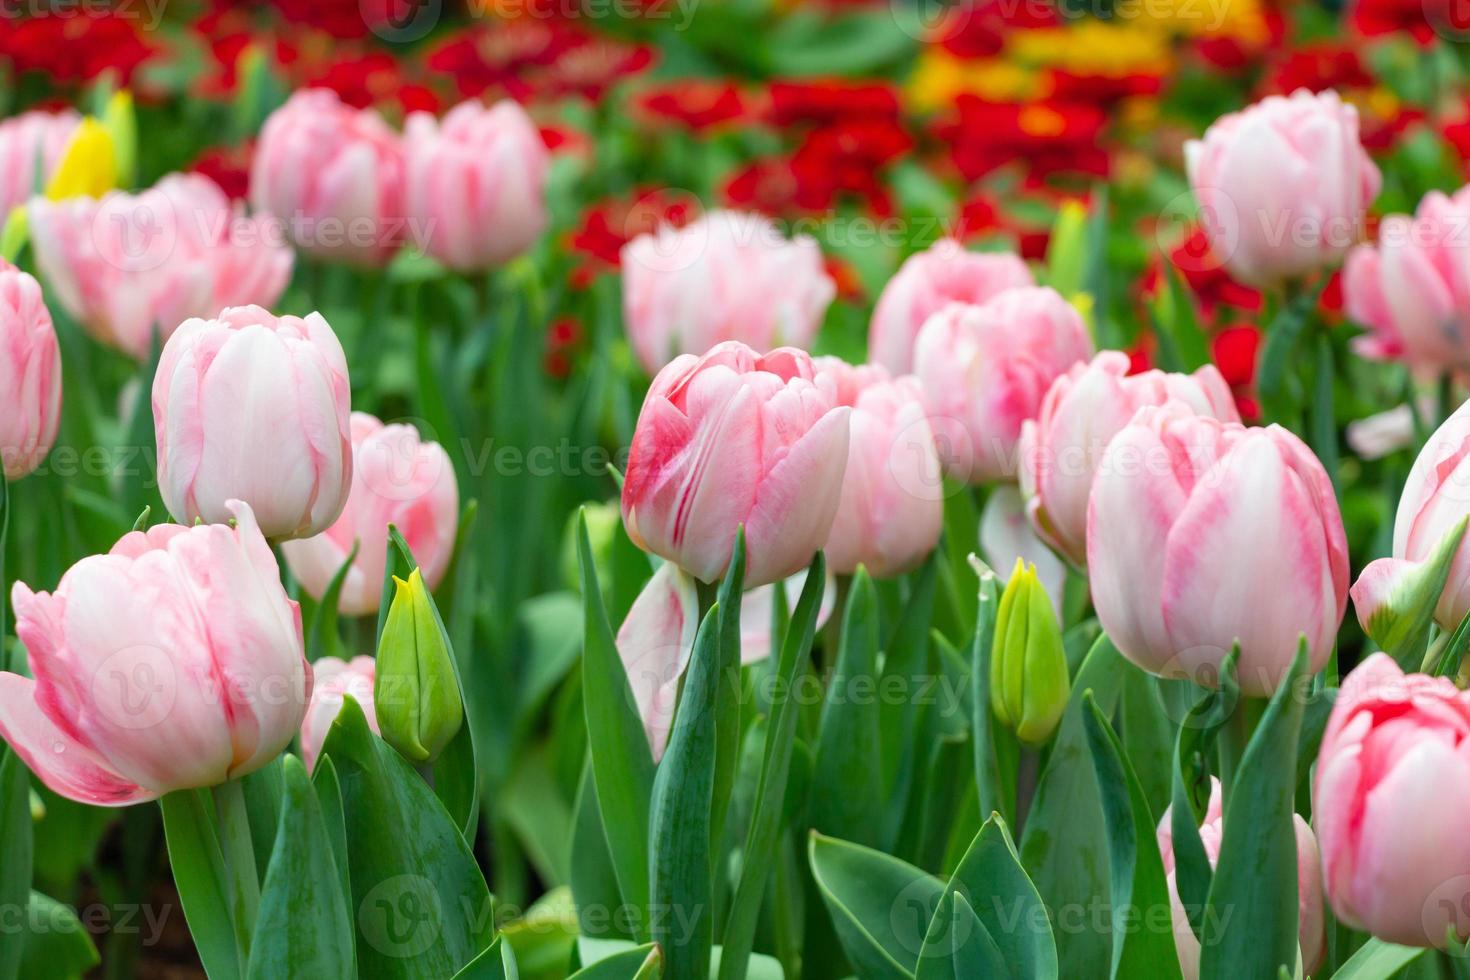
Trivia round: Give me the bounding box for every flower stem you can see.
[212,778,260,971]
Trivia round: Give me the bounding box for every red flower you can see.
[932,0,1058,58]
[767,79,901,127]
[303,51,443,116]
[634,81,747,131]
[1212,324,1262,420]
[1046,69,1162,107]
[1262,44,1375,97]
[189,145,254,200]
[1,13,154,86]
[1166,226,1262,320]
[536,35,656,101]
[1352,0,1460,44]
[425,21,575,100]
[568,187,700,287]
[937,98,1109,184]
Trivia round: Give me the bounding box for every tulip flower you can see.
[375,568,463,764]
[1315,654,1470,947]
[404,99,550,271]
[153,305,353,540]
[813,357,942,577]
[1019,351,1239,566]
[1352,399,1470,633]
[621,210,836,376]
[991,558,1069,744]
[1186,89,1381,287]
[868,239,1033,374]
[0,109,80,216]
[913,287,1093,484]
[1087,404,1348,696]
[250,88,407,266]
[0,262,61,480]
[1345,185,1470,373]
[621,341,851,588]
[299,655,377,772]
[0,501,309,806]
[27,173,293,359]
[1158,778,1325,977]
[282,413,459,617]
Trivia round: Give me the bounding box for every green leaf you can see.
[1118,668,1174,820]
[576,938,778,979]
[0,750,33,980]
[1171,651,1239,940]
[160,789,242,980]
[915,815,1057,979]
[1433,606,1470,678]
[718,556,827,980]
[970,570,1004,822]
[1154,259,1211,371]
[648,601,721,980]
[1019,635,1128,976]
[312,756,351,915]
[1329,938,1427,978]
[306,541,360,663]
[1257,279,1328,408]
[1198,644,1309,979]
[452,936,520,979]
[1357,522,1468,673]
[319,695,494,977]
[17,891,99,979]
[711,530,747,870]
[880,550,939,848]
[577,509,655,937]
[570,763,630,942]
[946,895,1009,980]
[246,756,355,978]
[809,831,943,979]
[568,943,661,979]
[1082,692,1183,980]
[1310,335,1339,500]
[811,567,884,846]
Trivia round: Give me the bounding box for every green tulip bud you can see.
[990,558,1069,745]
[374,568,464,764]
[560,499,621,596]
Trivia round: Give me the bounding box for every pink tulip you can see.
[617,563,834,759]
[404,99,549,271]
[1352,399,1470,632]
[27,173,293,359]
[1315,654,1470,947]
[1157,777,1325,978]
[0,262,61,480]
[281,413,459,617]
[299,655,377,772]
[0,501,309,806]
[250,88,406,266]
[1018,351,1239,566]
[1186,89,1381,287]
[622,341,850,588]
[153,305,352,540]
[813,357,942,577]
[0,108,80,215]
[1345,185,1470,372]
[868,239,1033,374]
[1087,404,1348,696]
[621,210,836,376]
[913,288,1093,484]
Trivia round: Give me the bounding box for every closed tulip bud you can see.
[868,239,1033,374]
[0,262,61,480]
[404,100,550,271]
[375,569,463,764]
[1088,404,1348,696]
[1315,654,1470,947]
[991,558,1069,744]
[281,413,458,616]
[1186,89,1380,287]
[622,341,850,588]
[621,210,835,376]
[250,89,407,266]
[299,655,377,773]
[1345,187,1470,372]
[0,501,309,806]
[914,287,1093,484]
[153,305,353,540]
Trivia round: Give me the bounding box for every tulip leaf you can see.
[17,890,99,979]
[246,756,355,979]
[451,935,519,979]
[946,895,1009,980]
[577,508,656,937]
[0,469,8,652]
[305,539,359,664]
[648,600,721,980]
[880,549,939,848]
[1257,278,1328,413]
[970,568,1005,824]
[1198,644,1309,980]
[808,831,943,979]
[1330,938,1428,977]
[711,530,747,870]
[1019,635,1127,977]
[318,695,494,977]
[1082,691,1183,980]
[1433,605,1470,678]
[914,814,1057,980]
[0,748,33,980]
[160,788,243,980]
[312,756,352,911]
[811,566,884,846]
[717,554,827,980]
[570,763,631,941]
[1171,649,1239,940]
[241,756,284,882]
[567,943,661,979]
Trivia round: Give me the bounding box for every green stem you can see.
[1218,697,1262,796]
[212,778,260,971]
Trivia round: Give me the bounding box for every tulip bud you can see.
[990,558,1069,744]
[374,568,463,764]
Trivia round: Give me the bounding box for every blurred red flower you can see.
[1,13,154,85]
[767,79,901,127]
[634,81,747,131]
[568,187,700,286]
[937,98,1109,184]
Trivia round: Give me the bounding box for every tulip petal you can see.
[745,405,851,587]
[616,562,698,760]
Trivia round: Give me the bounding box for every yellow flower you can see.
[44,118,118,201]
[907,50,1043,113]
[1008,21,1172,78]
